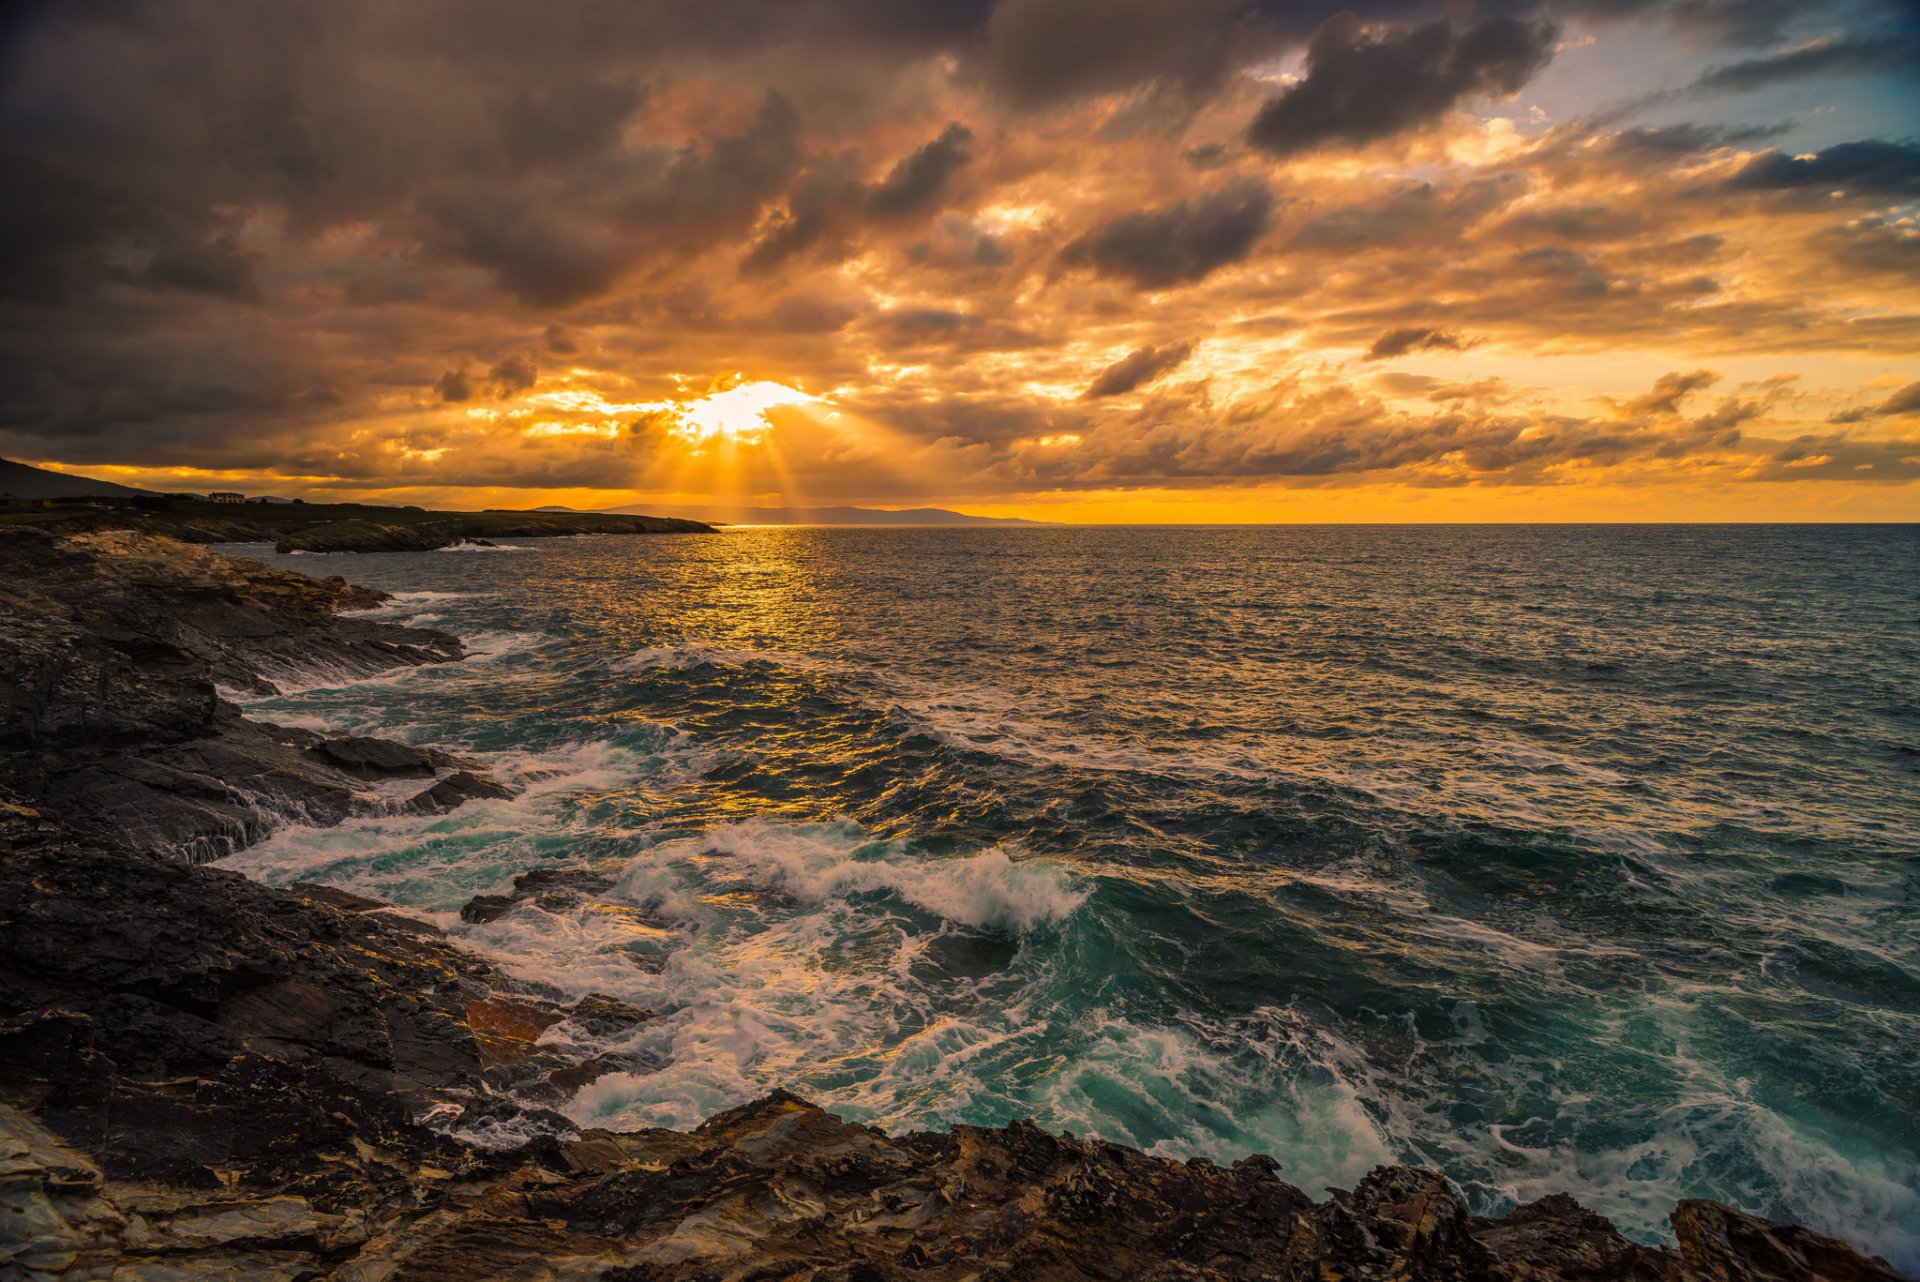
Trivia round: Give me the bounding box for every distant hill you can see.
[608,503,1041,526]
[0,458,159,501]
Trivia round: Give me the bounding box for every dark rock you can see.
[460,894,518,924]
[288,882,389,912]
[407,770,516,815]
[0,527,471,860]
[458,866,617,922]
[1474,1192,1669,1280]
[309,735,443,778]
[563,993,655,1037]
[1670,1199,1909,1282]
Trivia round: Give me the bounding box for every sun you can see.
[673,379,817,444]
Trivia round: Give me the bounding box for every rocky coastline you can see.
[1,530,1907,1281]
[0,498,714,555]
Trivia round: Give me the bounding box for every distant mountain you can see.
[0,457,158,500]
[607,503,1041,526]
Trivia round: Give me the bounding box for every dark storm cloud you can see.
[1083,339,1196,397]
[1728,141,1920,197]
[141,235,260,302]
[743,122,977,275]
[435,369,475,403]
[1691,29,1920,94]
[1062,178,1274,288]
[1246,12,1559,157]
[496,79,648,169]
[488,353,538,396]
[971,0,1264,111]
[867,124,975,217]
[1364,327,1465,360]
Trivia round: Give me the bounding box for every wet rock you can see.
[563,993,656,1038]
[309,734,445,778]
[407,769,517,815]
[459,867,617,922]
[0,527,470,861]
[459,893,518,924]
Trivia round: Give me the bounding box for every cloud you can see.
[867,123,975,217]
[1832,380,1920,422]
[1623,370,1719,416]
[1882,381,1920,416]
[1728,141,1920,197]
[1290,177,1521,253]
[1083,339,1195,397]
[0,0,1915,514]
[971,0,1258,111]
[1692,30,1920,94]
[744,122,977,274]
[1364,327,1465,360]
[1246,12,1558,157]
[435,369,475,403]
[1602,122,1792,157]
[1062,177,1274,288]
[489,353,538,396]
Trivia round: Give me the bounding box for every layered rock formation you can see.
[0,529,495,860]
[0,532,1908,1281]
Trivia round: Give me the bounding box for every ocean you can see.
[216,524,1920,1268]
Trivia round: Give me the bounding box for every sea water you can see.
[220,525,1920,1267]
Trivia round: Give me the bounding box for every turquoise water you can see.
[220,525,1920,1267]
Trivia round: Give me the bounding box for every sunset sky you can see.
[2,0,1916,521]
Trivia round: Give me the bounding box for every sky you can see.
[1,0,1916,521]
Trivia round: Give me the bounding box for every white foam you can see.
[436,543,531,553]
[664,819,1088,935]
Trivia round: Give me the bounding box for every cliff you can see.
[0,532,1907,1281]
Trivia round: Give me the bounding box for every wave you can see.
[613,642,842,675]
[621,819,1086,936]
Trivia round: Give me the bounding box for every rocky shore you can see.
[1,532,1907,1281]
[0,498,714,554]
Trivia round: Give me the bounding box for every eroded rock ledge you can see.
[0,533,1908,1281]
[0,528,509,860]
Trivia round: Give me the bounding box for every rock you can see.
[1670,1199,1909,1282]
[407,770,516,815]
[308,735,444,778]
[459,894,518,925]
[562,993,655,1037]
[1473,1193,1668,1280]
[0,528,471,861]
[458,867,617,922]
